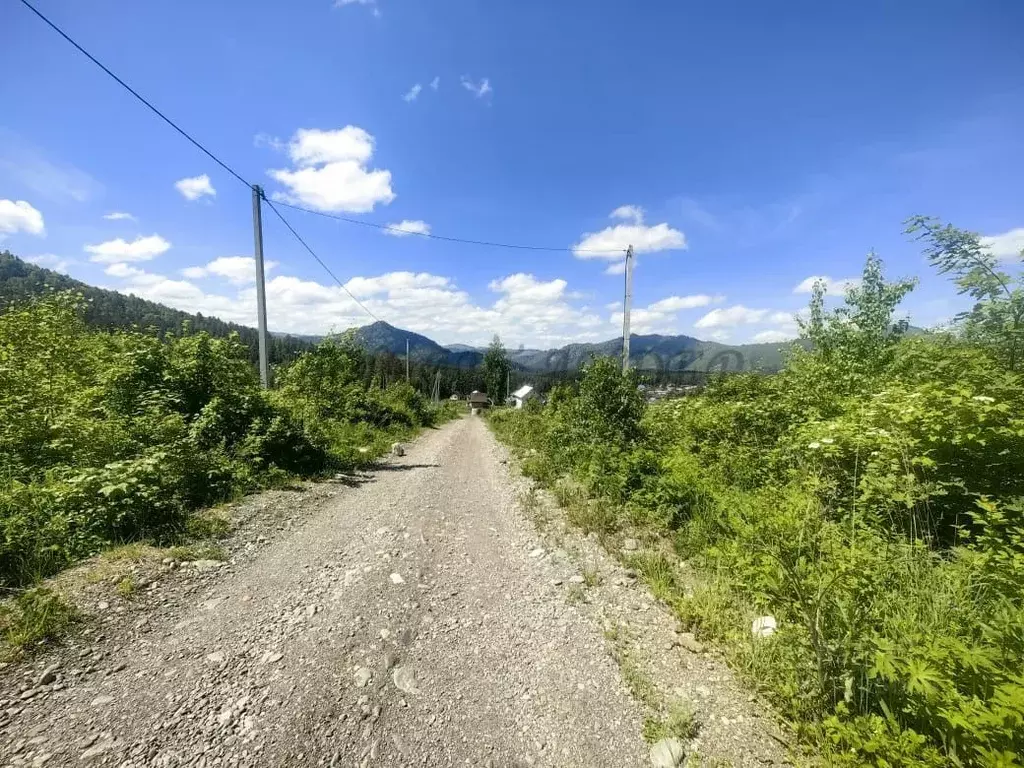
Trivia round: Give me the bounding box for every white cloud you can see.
[103,211,137,222]
[574,206,686,261]
[175,174,216,201]
[24,253,72,273]
[460,76,492,98]
[604,261,627,276]
[694,305,769,329]
[285,127,373,166]
[793,275,860,296]
[268,126,395,213]
[0,199,45,237]
[383,219,430,237]
[981,228,1024,262]
[610,205,644,224]
[403,84,422,103]
[84,234,171,264]
[180,256,279,285]
[344,272,449,298]
[429,77,440,90]
[751,330,795,343]
[610,294,721,335]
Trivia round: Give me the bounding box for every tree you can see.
[905,216,1024,371]
[799,252,917,381]
[483,335,511,404]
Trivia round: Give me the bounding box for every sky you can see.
[2,0,1023,348]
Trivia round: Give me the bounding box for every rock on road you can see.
[2,416,653,767]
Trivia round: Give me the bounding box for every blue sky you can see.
[2,0,1023,347]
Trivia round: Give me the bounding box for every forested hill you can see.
[352,321,484,368]
[0,252,314,364]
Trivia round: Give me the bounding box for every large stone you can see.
[622,538,640,552]
[191,559,224,572]
[391,443,405,457]
[353,667,372,688]
[392,666,420,695]
[649,737,686,767]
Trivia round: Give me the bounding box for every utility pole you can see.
[621,244,634,373]
[251,185,270,388]
[506,368,510,403]
[405,339,410,383]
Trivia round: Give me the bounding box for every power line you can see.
[271,200,628,255]
[17,0,250,190]
[263,197,382,323]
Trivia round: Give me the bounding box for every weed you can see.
[115,575,137,598]
[582,563,602,587]
[166,543,227,562]
[0,588,77,661]
[643,700,701,743]
[101,542,155,562]
[627,549,680,605]
[185,511,231,539]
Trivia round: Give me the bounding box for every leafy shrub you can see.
[0,294,443,587]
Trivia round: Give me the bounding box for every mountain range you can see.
[1,252,795,373]
[353,320,796,373]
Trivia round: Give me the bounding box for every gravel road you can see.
[1,415,789,767]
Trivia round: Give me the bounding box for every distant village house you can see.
[468,391,491,409]
[510,385,537,409]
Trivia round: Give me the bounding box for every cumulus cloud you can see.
[460,76,492,98]
[403,84,422,103]
[981,227,1024,261]
[573,206,686,262]
[103,211,137,222]
[175,174,216,201]
[610,294,721,335]
[268,126,395,213]
[84,234,171,264]
[99,260,611,347]
[793,275,861,296]
[610,205,644,224]
[751,329,795,343]
[0,199,45,237]
[180,256,280,285]
[383,220,431,237]
[694,305,769,329]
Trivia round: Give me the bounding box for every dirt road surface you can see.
[1,416,788,767]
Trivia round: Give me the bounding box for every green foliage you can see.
[0,292,448,588]
[483,334,511,403]
[489,245,1024,766]
[906,217,1024,372]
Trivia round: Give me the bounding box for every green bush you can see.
[0,293,441,587]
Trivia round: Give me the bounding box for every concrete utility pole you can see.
[621,244,634,373]
[405,339,410,382]
[251,185,270,388]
